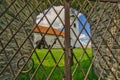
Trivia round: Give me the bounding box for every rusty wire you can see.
[0,0,120,80]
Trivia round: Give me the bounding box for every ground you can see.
[17,48,98,80]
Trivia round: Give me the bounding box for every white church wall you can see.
[33,33,64,48]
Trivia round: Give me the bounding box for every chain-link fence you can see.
[0,0,120,80]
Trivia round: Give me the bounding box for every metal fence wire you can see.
[0,0,120,80]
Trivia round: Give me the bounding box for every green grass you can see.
[17,48,98,80]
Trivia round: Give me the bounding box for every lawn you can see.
[17,48,98,80]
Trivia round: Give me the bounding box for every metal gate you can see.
[0,0,120,80]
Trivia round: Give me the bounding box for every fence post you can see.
[64,0,72,80]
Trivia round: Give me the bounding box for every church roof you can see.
[34,24,65,37]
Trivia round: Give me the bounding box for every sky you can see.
[36,6,91,47]
[78,13,91,46]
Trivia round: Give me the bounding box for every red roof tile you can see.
[34,24,65,37]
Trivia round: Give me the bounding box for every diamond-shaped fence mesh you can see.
[0,0,120,80]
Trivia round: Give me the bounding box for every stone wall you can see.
[0,1,35,79]
[90,2,120,80]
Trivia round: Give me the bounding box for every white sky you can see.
[36,6,65,29]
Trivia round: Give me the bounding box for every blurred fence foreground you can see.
[0,0,120,80]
